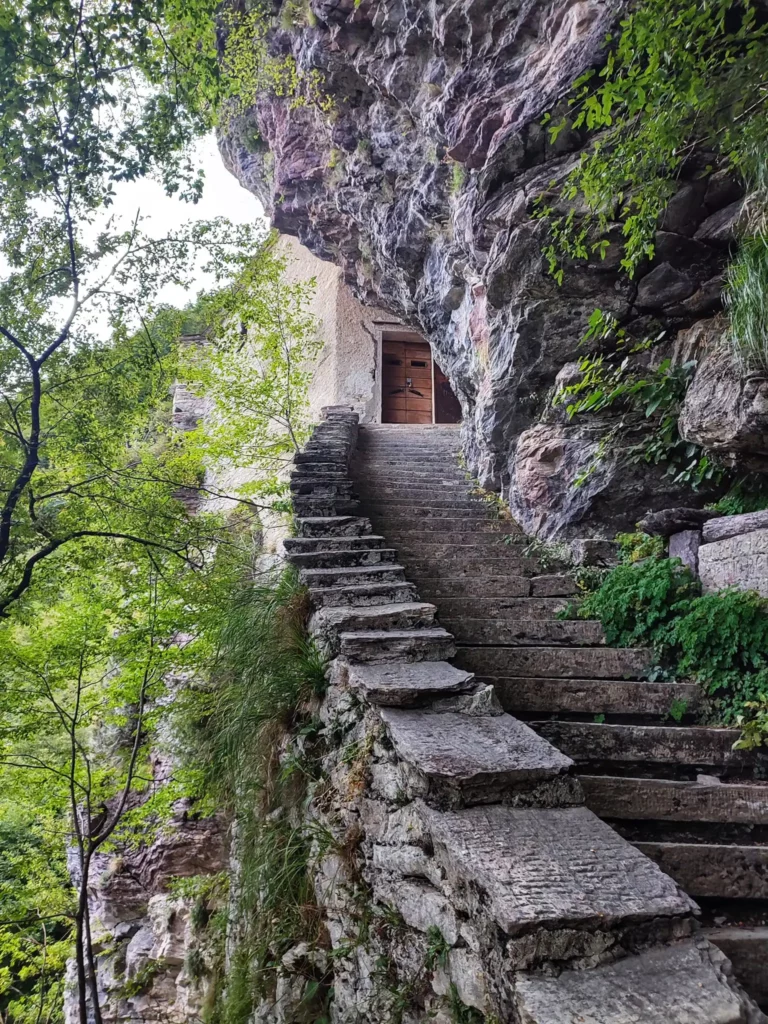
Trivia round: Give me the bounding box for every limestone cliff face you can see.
[220,0,753,538]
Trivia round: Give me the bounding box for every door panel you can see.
[382,340,435,424]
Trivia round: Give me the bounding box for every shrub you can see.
[578,535,768,726]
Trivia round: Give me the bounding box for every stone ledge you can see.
[380,708,578,808]
[513,939,763,1024]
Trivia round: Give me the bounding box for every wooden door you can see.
[381,340,433,423]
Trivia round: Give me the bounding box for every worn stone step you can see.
[361,497,487,511]
[535,721,752,770]
[359,486,474,502]
[455,646,650,680]
[415,576,532,598]
[581,776,768,824]
[419,804,694,939]
[706,926,768,1006]
[339,628,456,664]
[288,547,397,570]
[296,516,372,538]
[379,708,576,807]
[530,575,579,597]
[363,504,491,519]
[291,461,349,476]
[491,676,702,716]
[442,618,604,646]
[290,477,355,496]
[395,548,538,568]
[635,842,768,900]
[354,468,467,481]
[436,597,571,619]
[513,939,759,1024]
[309,581,418,608]
[284,535,385,553]
[381,533,529,551]
[300,564,407,588]
[346,660,475,706]
[369,518,520,535]
[404,556,539,576]
[292,498,361,517]
[310,602,437,652]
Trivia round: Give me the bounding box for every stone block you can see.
[668,529,700,574]
[421,804,694,937]
[580,776,768,824]
[347,661,475,706]
[635,841,768,900]
[699,527,768,596]
[379,709,576,806]
[703,510,768,544]
[514,940,760,1024]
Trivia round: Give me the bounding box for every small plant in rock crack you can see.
[448,984,485,1024]
[734,695,768,750]
[425,926,450,971]
[524,537,573,572]
[667,697,689,723]
[593,713,606,724]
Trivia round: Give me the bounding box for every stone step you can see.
[296,516,372,538]
[535,722,752,769]
[291,461,349,476]
[361,497,488,511]
[491,676,702,716]
[339,628,456,664]
[290,478,355,496]
[416,576,533,598]
[419,804,694,939]
[284,535,385,553]
[381,533,529,550]
[705,926,768,1006]
[513,939,759,1024]
[395,546,537,566]
[354,468,467,481]
[346,660,475,706]
[363,504,492,519]
[309,581,418,608]
[310,602,437,652]
[292,498,361,517]
[369,518,519,534]
[358,486,474,502]
[288,547,397,570]
[442,618,604,646]
[635,841,768,900]
[436,597,571,619]
[403,556,539,576]
[455,646,651,680]
[530,575,579,597]
[300,564,407,588]
[581,775,768,824]
[379,708,576,807]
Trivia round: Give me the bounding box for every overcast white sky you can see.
[110,133,265,307]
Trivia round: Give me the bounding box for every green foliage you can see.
[553,319,723,488]
[449,162,466,195]
[0,812,72,1024]
[709,477,768,516]
[734,695,768,750]
[727,233,768,370]
[537,0,768,279]
[424,927,450,972]
[175,565,330,1020]
[448,985,484,1024]
[579,538,768,725]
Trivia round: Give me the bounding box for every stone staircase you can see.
[285,409,767,1023]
